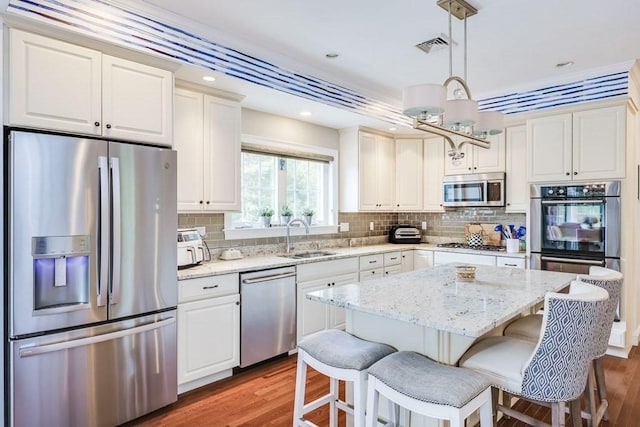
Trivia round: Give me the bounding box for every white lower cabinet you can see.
[401,250,414,272]
[297,258,359,343]
[414,250,434,269]
[177,273,240,393]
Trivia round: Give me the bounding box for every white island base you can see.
[346,310,492,427]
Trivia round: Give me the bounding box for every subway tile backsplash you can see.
[178,208,526,257]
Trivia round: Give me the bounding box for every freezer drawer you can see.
[9,312,177,427]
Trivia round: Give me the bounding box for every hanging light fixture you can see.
[402,0,504,156]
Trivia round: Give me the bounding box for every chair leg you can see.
[479,391,494,427]
[551,401,566,427]
[502,391,513,419]
[329,376,338,427]
[569,398,582,427]
[353,371,367,427]
[584,363,597,427]
[594,357,610,421]
[293,353,307,427]
[365,376,379,427]
[491,387,499,426]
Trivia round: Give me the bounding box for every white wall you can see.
[241,108,339,150]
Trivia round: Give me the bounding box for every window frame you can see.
[223,134,339,240]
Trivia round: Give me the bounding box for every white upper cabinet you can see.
[423,137,445,212]
[9,29,173,146]
[9,28,102,136]
[395,139,423,211]
[505,125,528,212]
[174,88,241,212]
[101,55,173,145]
[527,105,625,182]
[443,133,506,175]
[340,129,395,212]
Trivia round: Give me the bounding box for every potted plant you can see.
[302,207,314,225]
[279,205,293,225]
[259,207,274,227]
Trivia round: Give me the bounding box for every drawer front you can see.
[359,254,384,270]
[384,264,402,276]
[179,273,239,302]
[496,257,526,269]
[297,257,359,282]
[359,267,384,281]
[383,251,402,266]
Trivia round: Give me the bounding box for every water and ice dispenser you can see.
[32,235,90,312]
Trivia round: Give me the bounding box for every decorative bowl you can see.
[456,265,476,282]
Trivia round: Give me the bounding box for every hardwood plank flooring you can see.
[127,347,640,427]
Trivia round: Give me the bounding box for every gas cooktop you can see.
[437,243,506,252]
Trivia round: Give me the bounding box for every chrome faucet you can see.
[286,218,310,254]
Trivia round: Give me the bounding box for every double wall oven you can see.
[530,181,620,274]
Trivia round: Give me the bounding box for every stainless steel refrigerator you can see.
[5,130,178,427]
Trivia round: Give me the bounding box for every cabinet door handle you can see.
[566,172,570,176]
[574,171,578,175]
[94,121,100,127]
[206,201,210,205]
[202,285,219,290]
[199,200,204,204]
[106,124,112,129]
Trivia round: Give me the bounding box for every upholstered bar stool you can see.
[503,267,622,426]
[460,281,609,427]
[293,329,396,427]
[365,351,493,427]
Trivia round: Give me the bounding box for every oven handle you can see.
[540,256,605,266]
[541,199,604,205]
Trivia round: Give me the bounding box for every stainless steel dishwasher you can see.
[240,266,297,367]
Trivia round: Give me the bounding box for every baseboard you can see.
[178,369,233,394]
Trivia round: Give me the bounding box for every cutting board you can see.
[465,223,501,246]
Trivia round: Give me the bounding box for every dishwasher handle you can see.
[242,271,296,284]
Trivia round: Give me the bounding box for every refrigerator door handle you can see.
[19,317,176,358]
[110,157,121,305]
[97,156,110,307]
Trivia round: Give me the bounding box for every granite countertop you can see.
[177,243,528,280]
[306,264,575,338]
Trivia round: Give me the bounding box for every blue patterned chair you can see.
[503,267,622,426]
[459,281,609,427]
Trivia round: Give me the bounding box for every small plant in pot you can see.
[259,207,274,228]
[302,208,314,225]
[279,205,293,225]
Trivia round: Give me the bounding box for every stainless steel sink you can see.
[281,251,336,259]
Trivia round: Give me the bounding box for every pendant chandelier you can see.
[402,0,504,161]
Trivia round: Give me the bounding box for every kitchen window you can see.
[224,136,338,240]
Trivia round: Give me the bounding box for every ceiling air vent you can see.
[415,34,455,54]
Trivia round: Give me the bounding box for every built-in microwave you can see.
[442,172,505,208]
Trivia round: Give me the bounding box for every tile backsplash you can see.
[178,208,526,258]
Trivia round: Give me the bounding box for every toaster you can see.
[177,228,210,268]
[389,224,422,244]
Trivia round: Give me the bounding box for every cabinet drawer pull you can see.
[504,263,517,267]
[369,260,377,264]
[389,257,398,261]
[202,285,219,290]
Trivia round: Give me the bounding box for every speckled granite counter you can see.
[177,243,527,280]
[307,264,575,365]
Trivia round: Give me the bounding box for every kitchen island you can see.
[307,264,576,365]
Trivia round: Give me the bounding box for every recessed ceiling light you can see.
[202,75,216,82]
[389,127,397,131]
[300,111,312,116]
[556,61,574,69]
[325,52,340,59]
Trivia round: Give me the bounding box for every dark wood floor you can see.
[128,346,640,426]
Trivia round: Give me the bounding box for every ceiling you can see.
[141,0,640,131]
